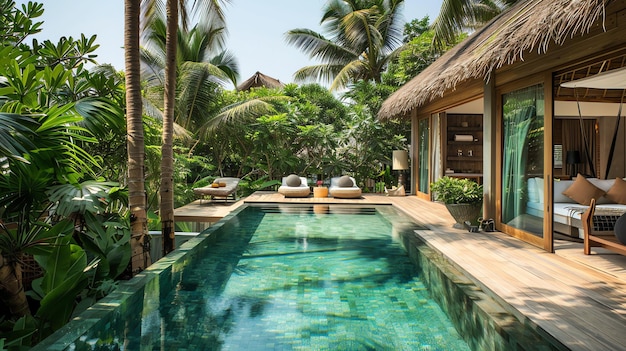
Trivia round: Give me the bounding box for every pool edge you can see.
[405,229,570,351]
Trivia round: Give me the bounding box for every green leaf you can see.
[36,271,88,330]
[37,237,87,295]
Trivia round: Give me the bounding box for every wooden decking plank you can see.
[414,220,626,351]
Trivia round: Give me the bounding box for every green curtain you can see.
[418,119,429,193]
[501,85,544,226]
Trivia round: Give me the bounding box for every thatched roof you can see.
[378,0,607,120]
[237,71,285,91]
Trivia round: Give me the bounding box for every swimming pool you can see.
[34,204,557,350]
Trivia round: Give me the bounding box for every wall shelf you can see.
[445,114,483,175]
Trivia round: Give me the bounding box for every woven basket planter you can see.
[445,203,483,226]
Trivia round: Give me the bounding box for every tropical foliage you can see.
[1,0,461,347]
[430,176,483,204]
[285,0,406,91]
[0,1,134,347]
[431,0,518,47]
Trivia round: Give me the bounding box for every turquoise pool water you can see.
[35,204,475,350]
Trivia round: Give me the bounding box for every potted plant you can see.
[430,176,483,228]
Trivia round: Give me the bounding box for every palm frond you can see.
[74,97,126,138]
[293,64,345,86]
[0,113,37,162]
[205,96,290,131]
[209,50,239,87]
[330,60,367,91]
[285,29,359,62]
[190,0,230,33]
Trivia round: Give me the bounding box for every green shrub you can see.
[430,176,483,205]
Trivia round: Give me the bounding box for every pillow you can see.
[605,177,626,205]
[553,180,575,203]
[211,183,220,188]
[527,178,538,203]
[535,178,544,204]
[218,182,227,187]
[285,174,301,187]
[337,175,354,187]
[562,174,606,205]
[588,178,616,204]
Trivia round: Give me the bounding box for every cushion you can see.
[218,182,227,187]
[553,180,575,203]
[535,178,544,204]
[285,174,301,187]
[562,174,606,206]
[211,183,220,188]
[588,178,616,204]
[587,178,615,192]
[605,177,626,205]
[527,178,538,203]
[337,175,354,187]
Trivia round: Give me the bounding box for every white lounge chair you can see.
[193,177,240,202]
[278,175,310,198]
[329,176,362,199]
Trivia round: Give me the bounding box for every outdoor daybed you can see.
[329,176,362,199]
[193,177,240,202]
[526,175,626,238]
[277,175,310,198]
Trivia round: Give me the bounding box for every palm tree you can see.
[125,0,151,272]
[141,18,239,133]
[142,0,232,255]
[160,0,178,254]
[431,0,518,47]
[285,0,405,91]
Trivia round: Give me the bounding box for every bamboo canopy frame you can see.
[378,0,608,120]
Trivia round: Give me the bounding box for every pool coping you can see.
[404,229,568,351]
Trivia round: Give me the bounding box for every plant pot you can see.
[445,203,483,228]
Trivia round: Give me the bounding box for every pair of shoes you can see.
[478,218,495,232]
[464,221,479,232]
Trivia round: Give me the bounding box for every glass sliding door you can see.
[417,118,430,194]
[501,84,545,237]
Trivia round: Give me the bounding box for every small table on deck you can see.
[313,186,329,198]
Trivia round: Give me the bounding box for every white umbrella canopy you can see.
[560,66,626,89]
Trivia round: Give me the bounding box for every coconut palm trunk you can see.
[160,0,177,255]
[0,254,30,317]
[125,0,151,273]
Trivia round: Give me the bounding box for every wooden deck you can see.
[175,192,626,351]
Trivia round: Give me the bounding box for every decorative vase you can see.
[445,203,483,228]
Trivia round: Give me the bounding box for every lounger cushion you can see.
[337,175,354,187]
[286,174,301,187]
[606,178,626,205]
[562,174,605,206]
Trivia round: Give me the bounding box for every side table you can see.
[313,186,328,198]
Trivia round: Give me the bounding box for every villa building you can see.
[379,0,626,251]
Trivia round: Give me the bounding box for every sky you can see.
[19,1,443,89]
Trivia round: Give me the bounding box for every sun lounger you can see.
[329,176,362,199]
[278,175,310,198]
[193,177,240,202]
